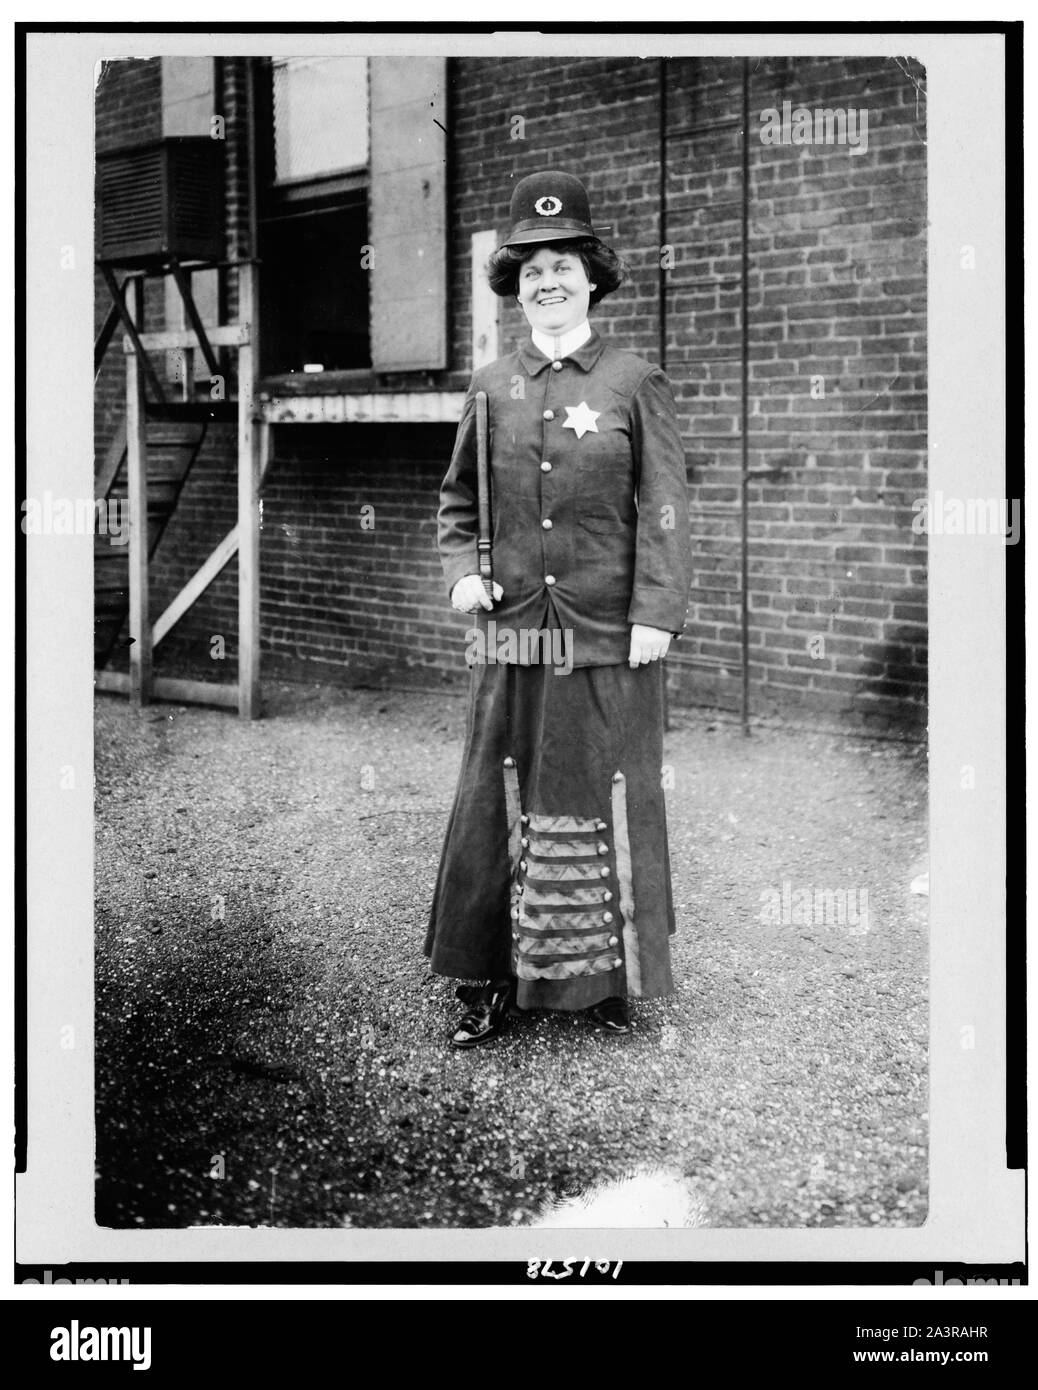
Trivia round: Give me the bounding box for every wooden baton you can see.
[474,390,493,600]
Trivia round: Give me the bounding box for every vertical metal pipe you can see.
[659,57,672,732]
[237,259,262,719]
[245,58,260,261]
[213,57,230,332]
[239,61,264,717]
[126,275,151,708]
[658,57,668,377]
[740,58,751,734]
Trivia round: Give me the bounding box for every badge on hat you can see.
[501,170,612,249]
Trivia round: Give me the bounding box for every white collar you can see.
[531,319,593,361]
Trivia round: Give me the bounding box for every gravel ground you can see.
[94,681,928,1229]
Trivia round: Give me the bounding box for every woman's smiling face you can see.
[516,245,596,336]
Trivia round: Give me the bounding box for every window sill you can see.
[259,369,469,397]
[259,383,467,425]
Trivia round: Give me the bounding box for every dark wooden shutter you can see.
[369,57,448,372]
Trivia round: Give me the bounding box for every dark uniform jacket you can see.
[437,327,693,668]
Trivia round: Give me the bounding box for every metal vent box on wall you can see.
[96,136,225,266]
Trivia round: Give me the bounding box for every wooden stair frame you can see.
[94,261,267,718]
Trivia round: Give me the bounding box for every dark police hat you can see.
[500,170,612,248]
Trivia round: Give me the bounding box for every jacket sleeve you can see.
[436,378,482,599]
[627,367,693,634]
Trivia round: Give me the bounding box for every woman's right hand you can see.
[451,574,503,613]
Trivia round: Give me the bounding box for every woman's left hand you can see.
[628,624,672,669]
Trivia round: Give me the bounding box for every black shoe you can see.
[586,996,631,1034]
[450,980,514,1049]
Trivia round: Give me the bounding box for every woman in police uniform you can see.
[426,170,692,1048]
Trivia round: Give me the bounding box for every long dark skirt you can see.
[425,656,676,1011]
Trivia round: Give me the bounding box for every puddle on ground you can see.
[517,1164,709,1228]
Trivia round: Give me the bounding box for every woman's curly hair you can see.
[485,237,628,307]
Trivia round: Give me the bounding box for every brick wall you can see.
[94,60,165,457]
[221,57,253,321]
[448,57,666,364]
[94,57,163,156]
[146,423,469,689]
[672,56,927,728]
[95,54,928,730]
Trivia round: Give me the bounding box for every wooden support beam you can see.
[95,670,240,710]
[98,255,263,719]
[124,323,250,353]
[152,526,239,647]
[94,298,122,378]
[168,259,223,380]
[100,265,168,405]
[237,260,262,719]
[95,417,127,502]
[126,278,151,708]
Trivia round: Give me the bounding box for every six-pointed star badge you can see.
[562,401,600,440]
